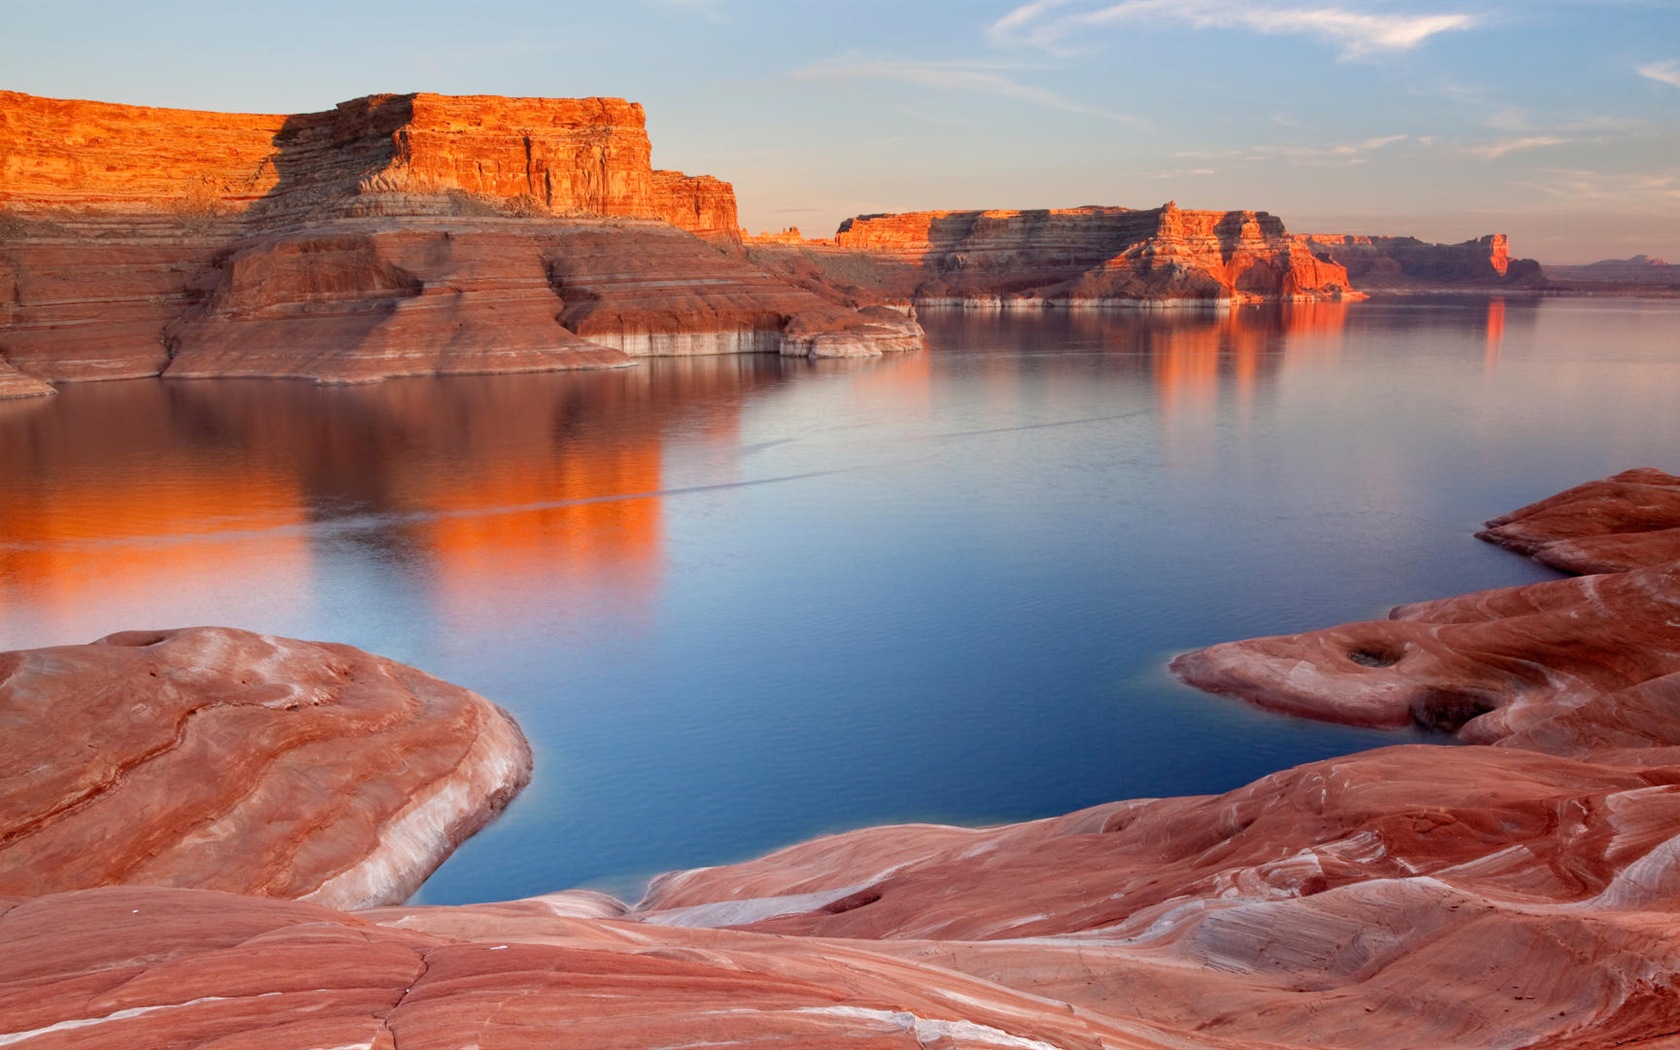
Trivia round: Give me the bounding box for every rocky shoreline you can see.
[4,469,1678,1047]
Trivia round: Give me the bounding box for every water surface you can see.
[2,296,1676,903]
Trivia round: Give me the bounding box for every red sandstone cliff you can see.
[748,202,1360,308]
[0,90,917,393]
[0,90,733,235]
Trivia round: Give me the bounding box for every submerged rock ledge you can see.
[5,471,1680,1047]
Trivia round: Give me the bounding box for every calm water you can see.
[2,297,1676,904]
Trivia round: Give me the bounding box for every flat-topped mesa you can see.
[1299,232,1545,290]
[0,90,918,390]
[0,90,737,240]
[815,201,1360,305]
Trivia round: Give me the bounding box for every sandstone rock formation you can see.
[0,91,922,394]
[0,626,531,908]
[1478,467,1680,574]
[748,203,1361,309]
[1172,467,1680,744]
[10,738,1680,1049]
[1299,233,1545,290]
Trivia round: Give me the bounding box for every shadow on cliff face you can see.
[245,95,417,227]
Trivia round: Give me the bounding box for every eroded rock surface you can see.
[1477,467,1680,574]
[10,732,1680,1050]
[1172,469,1680,745]
[0,627,530,908]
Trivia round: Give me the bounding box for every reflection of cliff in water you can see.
[0,359,790,635]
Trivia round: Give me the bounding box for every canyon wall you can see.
[751,202,1361,308]
[0,91,913,395]
[0,90,728,233]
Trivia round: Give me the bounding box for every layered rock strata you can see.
[0,626,531,909]
[0,91,920,393]
[749,203,1361,309]
[1300,233,1544,290]
[10,742,1680,1049]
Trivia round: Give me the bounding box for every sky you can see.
[7,0,1679,263]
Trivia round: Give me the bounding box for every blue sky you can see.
[8,0,1679,262]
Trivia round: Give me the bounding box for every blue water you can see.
[2,296,1676,904]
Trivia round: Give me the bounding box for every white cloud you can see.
[1638,60,1680,89]
[989,0,1475,59]
[789,58,1139,123]
[1468,136,1569,159]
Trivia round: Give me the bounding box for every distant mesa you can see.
[1299,232,1545,290]
[1547,254,1680,291]
[0,90,925,397]
[750,203,1364,309]
[748,206,1561,311]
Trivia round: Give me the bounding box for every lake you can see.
[2,296,1676,904]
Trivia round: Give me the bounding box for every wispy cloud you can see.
[1468,136,1569,159]
[1180,133,1410,166]
[1638,60,1680,89]
[990,0,1475,59]
[789,58,1139,123]
[1513,169,1680,207]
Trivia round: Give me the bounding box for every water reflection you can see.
[1485,299,1506,374]
[4,297,1660,907]
[0,358,789,645]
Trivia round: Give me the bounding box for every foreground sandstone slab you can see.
[1477,467,1680,574]
[1171,469,1680,745]
[8,730,1680,1050]
[0,627,530,908]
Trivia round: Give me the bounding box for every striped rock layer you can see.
[0,91,922,394]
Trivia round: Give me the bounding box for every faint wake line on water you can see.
[0,470,851,555]
[933,410,1150,440]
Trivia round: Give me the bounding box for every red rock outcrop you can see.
[11,729,1680,1050]
[795,202,1361,306]
[1300,232,1545,290]
[0,627,530,908]
[1172,468,1680,745]
[1477,467,1680,574]
[1171,560,1680,741]
[651,170,739,245]
[0,90,916,392]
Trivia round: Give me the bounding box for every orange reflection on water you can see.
[1485,299,1506,373]
[418,431,666,629]
[0,468,312,638]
